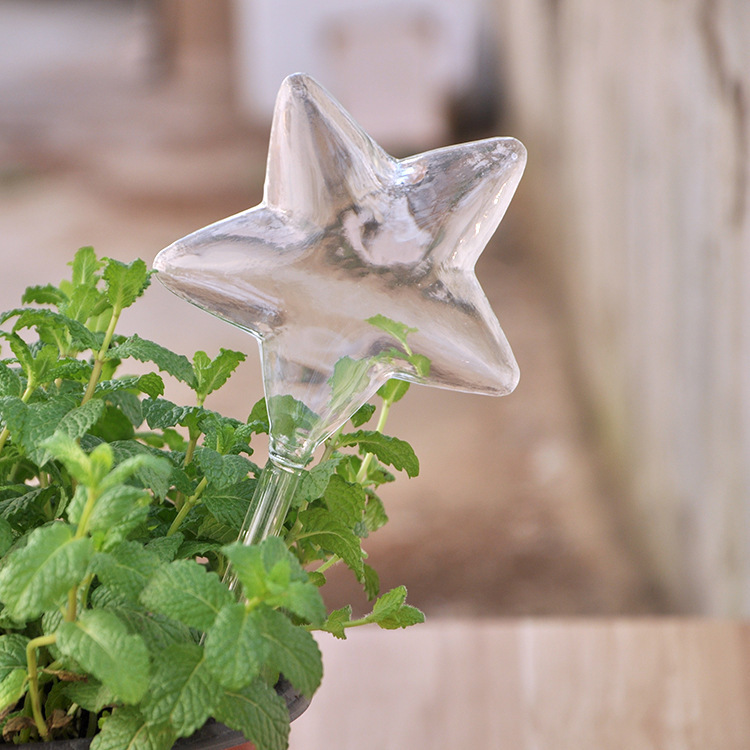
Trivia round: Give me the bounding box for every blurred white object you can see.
[232,0,485,150]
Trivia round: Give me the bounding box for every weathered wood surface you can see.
[494,0,750,613]
[291,619,750,749]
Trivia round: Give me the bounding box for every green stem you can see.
[81,306,121,406]
[65,587,77,622]
[75,487,99,540]
[167,476,208,536]
[314,555,342,575]
[27,634,57,741]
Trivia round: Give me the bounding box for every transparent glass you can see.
[154,73,525,546]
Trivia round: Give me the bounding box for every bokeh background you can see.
[1,0,748,618]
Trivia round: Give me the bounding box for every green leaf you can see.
[366,314,417,348]
[57,608,150,704]
[6,395,79,466]
[196,447,253,489]
[142,643,219,736]
[0,486,53,531]
[193,349,246,401]
[319,606,352,640]
[203,480,256,530]
[102,603,193,653]
[338,430,419,477]
[22,283,66,306]
[0,669,27,711]
[93,542,162,600]
[213,679,289,750]
[108,335,196,386]
[256,606,322,698]
[140,559,233,631]
[0,634,29,682]
[0,331,35,379]
[377,378,410,403]
[145,534,183,563]
[364,492,388,533]
[363,563,380,600]
[370,586,425,630]
[0,523,92,620]
[0,363,22,398]
[204,604,266,690]
[323,474,366,530]
[69,246,102,288]
[63,680,116,714]
[0,518,13,556]
[141,398,195,430]
[90,707,176,750]
[350,403,376,427]
[56,399,107,441]
[297,508,364,580]
[103,257,151,311]
[106,443,173,500]
[247,398,269,434]
[296,458,341,506]
[266,394,317,440]
[89,486,150,545]
[7,308,101,351]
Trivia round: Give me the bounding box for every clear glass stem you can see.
[224,455,302,596]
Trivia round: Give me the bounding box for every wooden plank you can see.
[290,620,750,749]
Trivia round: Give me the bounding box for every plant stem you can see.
[81,306,121,406]
[314,555,342,575]
[75,487,99,540]
[167,476,208,536]
[65,587,77,622]
[27,634,57,740]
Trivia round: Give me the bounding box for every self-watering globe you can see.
[153,72,525,560]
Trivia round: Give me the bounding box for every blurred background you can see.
[1,0,748,619]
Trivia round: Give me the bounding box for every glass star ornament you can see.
[154,72,526,545]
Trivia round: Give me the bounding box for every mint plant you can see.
[0,248,423,749]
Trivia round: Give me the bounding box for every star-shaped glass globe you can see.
[154,73,525,546]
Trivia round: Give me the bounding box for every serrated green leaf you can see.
[0,669,27,711]
[350,403,376,427]
[57,609,150,704]
[0,523,92,620]
[145,534,183,563]
[372,585,407,618]
[323,474,366,530]
[221,544,266,599]
[103,258,150,311]
[90,403,136,442]
[69,246,102,288]
[266,394,317,440]
[278,582,327,626]
[256,606,322,698]
[213,679,289,750]
[108,335,195,387]
[88,486,150,545]
[142,643,219,735]
[366,314,417,348]
[364,492,389,532]
[106,390,143,427]
[56,399,106,440]
[0,363,22,398]
[196,447,253,489]
[295,458,341,506]
[193,349,246,402]
[338,430,419,477]
[319,606,352,640]
[141,398,194,430]
[106,443,173,500]
[43,431,92,484]
[90,707,176,750]
[93,542,162,600]
[0,330,36,379]
[297,508,364,580]
[204,604,266,690]
[0,486,52,531]
[7,308,101,351]
[140,559,233,631]
[0,634,29,682]
[203,480,256,530]
[8,395,78,466]
[22,283,67,306]
[102,603,193,653]
[376,603,425,630]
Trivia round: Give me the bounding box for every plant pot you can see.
[12,677,309,750]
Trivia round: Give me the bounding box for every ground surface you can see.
[0,0,663,615]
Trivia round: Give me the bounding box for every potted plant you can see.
[0,247,424,750]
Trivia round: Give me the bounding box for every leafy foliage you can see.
[0,249,423,749]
